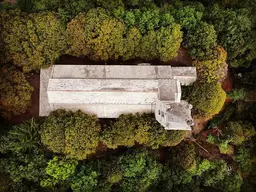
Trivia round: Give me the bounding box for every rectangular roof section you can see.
[51,65,174,79]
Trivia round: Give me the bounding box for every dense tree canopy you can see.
[188,82,226,118]
[184,22,217,60]
[205,4,253,66]
[0,10,66,72]
[0,0,256,191]
[102,113,187,149]
[0,66,33,118]
[193,46,228,83]
[40,110,101,160]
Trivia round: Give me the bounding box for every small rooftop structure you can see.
[40,65,196,130]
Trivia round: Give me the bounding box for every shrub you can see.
[0,66,33,118]
[188,82,226,118]
[192,46,228,83]
[40,110,101,160]
[1,10,66,72]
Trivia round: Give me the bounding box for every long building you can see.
[40,65,197,130]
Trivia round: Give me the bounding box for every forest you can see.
[0,0,255,191]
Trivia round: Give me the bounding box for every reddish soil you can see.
[8,73,40,125]
[192,117,210,135]
[222,71,233,103]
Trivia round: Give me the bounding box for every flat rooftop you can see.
[40,65,196,118]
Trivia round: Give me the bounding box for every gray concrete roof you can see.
[40,65,196,122]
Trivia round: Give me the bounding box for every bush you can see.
[1,10,66,72]
[40,110,101,160]
[192,46,228,83]
[188,82,226,118]
[0,66,33,118]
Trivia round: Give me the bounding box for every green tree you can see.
[71,163,100,192]
[156,25,182,62]
[101,113,150,149]
[227,88,247,101]
[0,151,47,183]
[123,27,142,60]
[188,82,226,118]
[223,121,255,145]
[145,117,187,149]
[206,4,252,63]
[169,142,196,170]
[192,46,228,83]
[67,8,125,60]
[0,66,33,118]
[118,149,162,192]
[1,10,66,72]
[184,22,217,60]
[40,156,78,187]
[40,110,101,160]
[171,5,203,30]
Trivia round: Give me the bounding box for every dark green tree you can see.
[0,66,33,118]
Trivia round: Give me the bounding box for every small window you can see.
[158,110,161,115]
[161,112,164,118]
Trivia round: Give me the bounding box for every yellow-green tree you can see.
[188,82,226,118]
[40,110,101,160]
[193,46,228,83]
[0,66,33,118]
[67,8,125,60]
[1,10,66,72]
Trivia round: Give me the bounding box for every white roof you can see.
[40,65,196,119]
